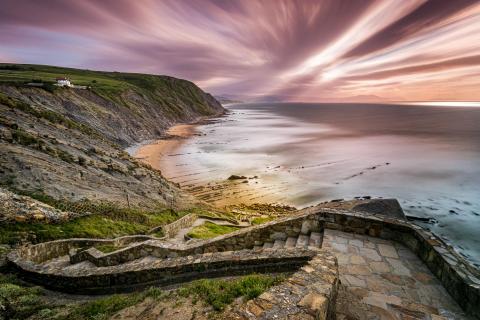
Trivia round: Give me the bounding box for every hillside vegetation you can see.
[0,64,224,146]
[0,64,224,212]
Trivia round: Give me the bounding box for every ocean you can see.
[157,102,480,266]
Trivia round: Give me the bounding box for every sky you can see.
[1,0,480,102]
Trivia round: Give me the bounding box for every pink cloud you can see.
[1,0,479,102]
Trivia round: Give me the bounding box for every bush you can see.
[42,83,57,93]
[12,129,41,146]
[77,156,87,166]
[56,149,75,163]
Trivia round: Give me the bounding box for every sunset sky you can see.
[1,0,480,102]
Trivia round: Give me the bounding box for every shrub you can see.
[11,129,40,146]
[77,155,87,166]
[42,83,57,93]
[56,149,75,163]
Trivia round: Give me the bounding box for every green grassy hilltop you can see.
[0,64,219,115]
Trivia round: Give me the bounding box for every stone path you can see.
[322,229,470,320]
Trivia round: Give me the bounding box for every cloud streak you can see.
[1,0,479,102]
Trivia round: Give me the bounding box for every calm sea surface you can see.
[161,103,480,266]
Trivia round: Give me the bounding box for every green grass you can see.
[0,274,45,320]
[94,244,125,253]
[0,274,283,318]
[178,274,285,311]
[59,287,163,320]
[251,216,276,225]
[0,192,192,244]
[187,221,240,239]
[0,273,164,320]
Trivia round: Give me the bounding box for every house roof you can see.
[56,77,69,81]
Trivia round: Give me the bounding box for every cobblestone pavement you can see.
[322,229,470,320]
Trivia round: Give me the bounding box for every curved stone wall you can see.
[17,210,324,267]
[9,248,319,294]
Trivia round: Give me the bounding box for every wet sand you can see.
[133,124,198,171]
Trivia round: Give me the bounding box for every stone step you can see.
[273,239,285,248]
[253,245,262,250]
[309,232,323,248]
[296,234,309,248]
[285,237,298,248]
[263,242,274,249]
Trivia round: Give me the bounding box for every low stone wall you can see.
[9,248,318,294]
[159,213,198,237]
[16,235,159,264]
[227,251,339,320]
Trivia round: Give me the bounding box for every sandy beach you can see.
[133,124,198,171]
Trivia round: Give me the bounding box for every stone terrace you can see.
[324,229,468,319]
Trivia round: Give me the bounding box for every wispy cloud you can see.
[1,0,479,102]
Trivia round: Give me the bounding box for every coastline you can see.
[132,123,199,171]
[129,107,228,170]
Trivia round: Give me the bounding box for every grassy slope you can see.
[0,63,220,120]
[0,202,215,244]
[0,273,283,320]
[187,221,240,239]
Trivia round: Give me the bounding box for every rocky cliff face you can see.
[0,66,224,209]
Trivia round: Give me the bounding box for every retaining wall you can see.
[160,213,198,238]
[227,251,339,320]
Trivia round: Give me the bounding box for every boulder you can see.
[352,198,405,219]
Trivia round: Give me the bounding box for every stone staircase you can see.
[8,202,480,318]
[253,231,323,250]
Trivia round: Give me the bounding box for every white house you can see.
[55,77,72,87]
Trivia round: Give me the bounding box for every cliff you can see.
[0,64,225,209]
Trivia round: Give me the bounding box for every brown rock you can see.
[298,293,328,316]
[33,211,46,220]
[15,215,27,222]
[245,300,264,317]
[414,272,433,284]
